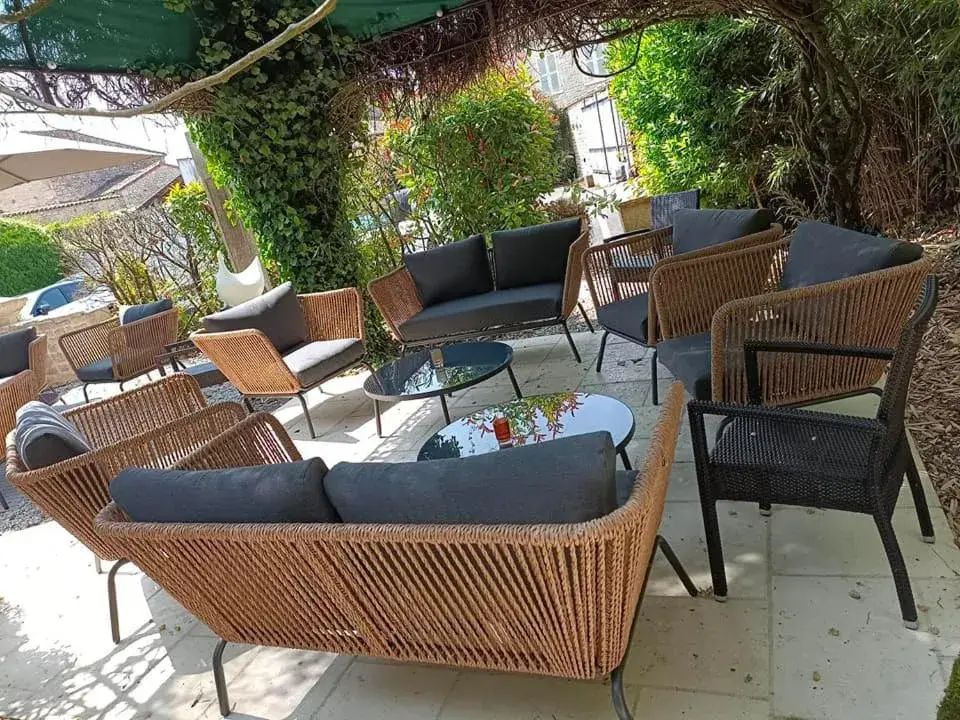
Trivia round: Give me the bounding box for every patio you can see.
[1,329,956,720]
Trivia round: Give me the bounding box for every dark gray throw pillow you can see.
[15,401,92,470]
[202,281,308,354]
[491,217,583,290]
[324,431,617,525]
[403,235,494,307]
[0,326,36,378]
[781,220,923,290]
[109,458,339,524]
[671,208,774,256]
[119,298,173,325]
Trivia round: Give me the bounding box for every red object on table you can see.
[493,416,512,448]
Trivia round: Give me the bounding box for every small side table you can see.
[156,340,227,389]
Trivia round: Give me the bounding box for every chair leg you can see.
[242,397,255,413]
[906,454,935,543]
[0,487,7,511]
[577,302,595,333]
[610,662,633,720]
[213,638,231,716]
[107,558,130,644]
[874,512,919,629]
[650,349,659,406]
[118,381,125,392]
[82,383,90,404]
[596,331,609,372]
[296,392,317,439]
[561,321,582,363]
[94,555,103,574]
[699,497,728,600]
[656,535,698,597]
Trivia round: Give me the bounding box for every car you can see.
[18,278,115,321]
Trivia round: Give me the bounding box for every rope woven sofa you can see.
[95,382,693,719]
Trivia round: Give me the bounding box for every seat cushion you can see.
[75,358,115,382]
[492,218,582,290]
[597,294,649,344]
[781,221,923,290]
[110,459,339,524]
[616,470,640,507]
[15,401,91,470]
[0,326,36,378]
[119,298,173,325]
[398,283,563,342]
[282,338,364,388]
[325,431,616,524]
[202,281,307,354]
[403,235,494,307]
[671,208,774,256]
[657,332,712,400]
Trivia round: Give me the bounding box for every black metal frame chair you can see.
[688,275,938,629]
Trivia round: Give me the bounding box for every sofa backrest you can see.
[0,325,36,378]
[671,208,774,256]
[202,281,307,353]
[402,235,494,307]
[491,217,583,290]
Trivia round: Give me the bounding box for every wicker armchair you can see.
[0,330,47,510]
[6,374,246,642]
[584,209,783,404]
[191,285,370,438]
[59,308,178,402]
[689,276,938,628]
[96,383,694,720]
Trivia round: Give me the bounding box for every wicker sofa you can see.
[96,383,693,720]
[0,326,46,510]
[369,218,591,362]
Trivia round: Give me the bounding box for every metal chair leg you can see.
[561,320,582,363]
[656,535,698,597]
[242,397,255,413]
[906,454,935,542]
[107,558,130,644]
[82,384,90,404]
[373,399,383,437]
[94,555,103,574]
[596,331,609,372]
[610,662,633,720]
[577,302,595,333]
[213,638,231,716]
[296,393,317,438]
[0,487,7,511]
[650,350,659,406]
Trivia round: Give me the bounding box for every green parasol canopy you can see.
[0,0,462,73]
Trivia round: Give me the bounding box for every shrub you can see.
[940,657,960,720]
[0,221,61,296]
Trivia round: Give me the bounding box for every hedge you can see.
[0,220,62,296]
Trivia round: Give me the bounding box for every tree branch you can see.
[0,0,54,24]
[0,0,337,116]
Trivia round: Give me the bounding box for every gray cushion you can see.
[15,401,92,470]
[403,235,494,307]
[75,358,115,382]
[0,326,36,378]
[781,221,923,290]
[283,338,364,388]
[203,281,307,354]
[658,332,712,400]
[120,298,173,325]
[109,459,339,524]
[492,218,582,290]
[398,283,563,342]
[616,470,640,506]
[596,294,649,344]
[672,208,774,256]
[325,431,617,524]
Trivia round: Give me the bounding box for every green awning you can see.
[0,0,462,73]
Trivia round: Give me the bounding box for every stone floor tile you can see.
[772,575,941,720]
[771,507,958,578]
[311,660,459,720]
[666,462,701,503]
[914,579,960,656]
[622,596,769,697]
[633,687,770,719]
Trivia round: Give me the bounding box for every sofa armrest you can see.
[710,257,930,405]
[59,317,118,376]
[561,231,590,318]
[191,329,300,395]
[108,308,179,381]
[583,227,672,310]
[299,287,365,342]
[368,267,423,342]
[177,412,301,470]
[28,334,47,391]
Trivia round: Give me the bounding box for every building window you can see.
[536,52,561,95]
[579,44,606,75]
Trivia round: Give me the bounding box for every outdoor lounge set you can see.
[1,206,941,718]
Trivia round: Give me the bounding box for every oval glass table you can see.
[364,341,522,437]
[417,391,636,468]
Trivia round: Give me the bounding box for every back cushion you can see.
[110,459,339,524]
[15,401,92,470]
[203,281,307,353]
[671,208,774,256]
[492,217,583,290]
[0,326,36,378]
[324,431,616,524]
[781,220,923,289]
[404,235,493,307]
[119,298,173,325]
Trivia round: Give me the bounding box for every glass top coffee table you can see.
[364,341,522,437]
[417,391,636,468]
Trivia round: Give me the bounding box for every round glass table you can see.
[363,341,522,437]
[417,391,636,468]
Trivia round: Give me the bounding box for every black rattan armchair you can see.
[688,276,938,629]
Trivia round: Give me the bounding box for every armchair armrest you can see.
[367,267,423,341]
[583,227,672,309]
[59,317,118,375]
[177,412,301,470]
[561,231,589,318]
[191,329,300,395]
[0,369,39,439]
[299,287,364,342]
[28,334,47,390]
[107,308,179,381]
[710,257,930,406]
